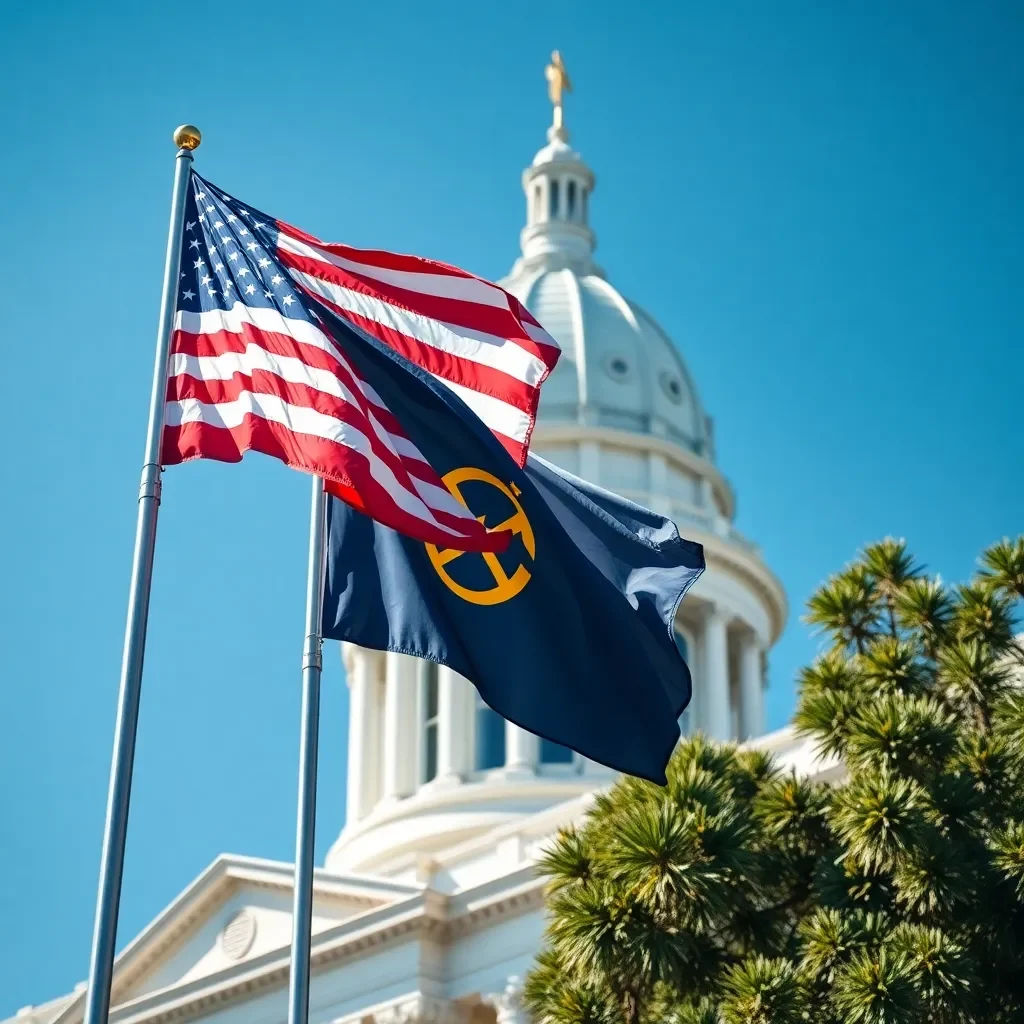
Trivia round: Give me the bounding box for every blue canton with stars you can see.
[177,172,323,326]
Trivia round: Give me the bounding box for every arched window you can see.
[549,180,560,220]
[580,187,588,222]
[420,662,439,783]
[533,183,542,222]
[475,695,505,770]
[540,738,575,764]
[567,180,577,220]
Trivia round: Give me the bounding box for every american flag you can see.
[163,173,560,551]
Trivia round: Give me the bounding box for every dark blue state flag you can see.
[320,323,705,782]
[311,288,704,783]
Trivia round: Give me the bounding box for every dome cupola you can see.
[500,55,712,458]
[513,51,598,278]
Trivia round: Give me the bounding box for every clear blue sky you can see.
[1,0,1020,1014]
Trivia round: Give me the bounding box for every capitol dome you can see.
[326,108,786,877]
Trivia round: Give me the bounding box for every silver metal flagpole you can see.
[286,475,328,1024]
[82,124,200,1024]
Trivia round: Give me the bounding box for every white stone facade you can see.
[5,107,808,1024]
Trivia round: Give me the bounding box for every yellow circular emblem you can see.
[425,467,535,606]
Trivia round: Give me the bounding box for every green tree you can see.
[524,537,1024,1023]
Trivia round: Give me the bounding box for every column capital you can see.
[700,600,733,627]
[342,643,384,680]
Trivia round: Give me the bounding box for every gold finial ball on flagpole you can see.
[172,124,202,150]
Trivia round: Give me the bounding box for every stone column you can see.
[345,647,381,824]
[436,666,470,784]
[739,634,764,740]
[703,607,731,741]
[383,652,419,800]
[504,721,538,778]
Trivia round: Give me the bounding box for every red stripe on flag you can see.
[171,324,415,443]
[163,419,510,553]
[278,247,559,371]
[279,277,537,415]
[166,369,441,492]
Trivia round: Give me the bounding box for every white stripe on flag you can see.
[165,393,471,528]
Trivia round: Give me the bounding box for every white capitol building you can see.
[7,79,826,1024]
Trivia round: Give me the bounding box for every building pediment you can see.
[46,855,422,1024]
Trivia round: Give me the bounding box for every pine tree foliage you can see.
[525,537,1024,1022]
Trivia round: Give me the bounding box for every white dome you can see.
[326,105,787,878]
[502,267,712,458]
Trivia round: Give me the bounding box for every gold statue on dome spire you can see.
[545,50,572,131]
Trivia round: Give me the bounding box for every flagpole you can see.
[287,475,328,1024]
[82,124,200,1024]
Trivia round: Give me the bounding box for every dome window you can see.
[605,355,631,381]
[660,370,684,404]
[549,180,560,220]
[567,180,577,220]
